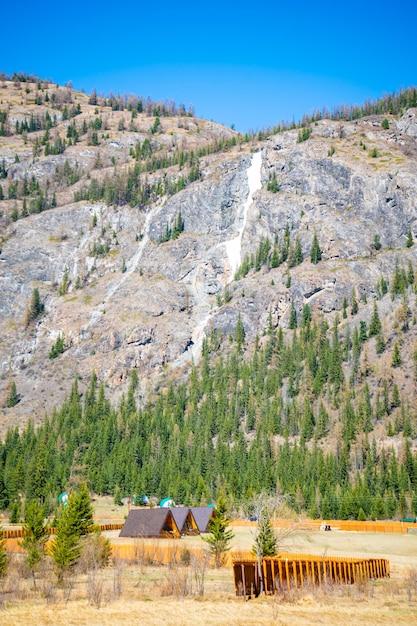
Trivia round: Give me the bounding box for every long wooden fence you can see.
[232,518,417,534]
[0,522,124,540]
[2,519,415,539]
[232,553,390,597]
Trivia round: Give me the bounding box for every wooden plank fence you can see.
[0,522,124,540]
[232,553,390,598]
[232,518,417,534]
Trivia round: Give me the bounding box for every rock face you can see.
[1,79,417,432]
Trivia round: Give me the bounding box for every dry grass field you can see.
[2,520,417,625]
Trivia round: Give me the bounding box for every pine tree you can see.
[376,332,385,354]
[369,301,382,337]
[392,342,402,367]
[267,171,279,192]
[49,333,65,359]
[171,210,184,239]
[6,380,18,407]
[19,501,49,586]
[202,496,234,567]
[406,227,414,248]
[357,507,366,521]
[26,287,44,325]
[391,383,401,408]
[0,525,7,577]
[289,300,297,329]
[294,235,303,266]
[235,314,245,351]
[359,320,368,342]
[49,484,95,582]
[391,259,407,298]
[342,296,348,319]
[253,514,278,558]
[310,232,322,264]
[270,245,280,268]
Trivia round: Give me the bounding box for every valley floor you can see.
[2,525,417,624]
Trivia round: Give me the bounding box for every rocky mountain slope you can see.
[1,76,417,442]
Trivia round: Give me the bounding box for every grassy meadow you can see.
[1,506,417,625]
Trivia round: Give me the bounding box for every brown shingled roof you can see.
[189,506,216,533]
[170,508,199,535]
[119,508,181,538]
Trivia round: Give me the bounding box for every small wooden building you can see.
[119,508,181,539]
[170,508,199,535]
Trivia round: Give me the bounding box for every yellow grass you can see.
[2,525,416,624]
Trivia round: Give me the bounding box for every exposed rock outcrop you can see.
[1,79,417,432]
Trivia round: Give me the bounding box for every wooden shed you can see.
[189,506,216,533]
[170,508,199,535]
[119,508,181,539]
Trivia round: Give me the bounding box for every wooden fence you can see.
[232,553,390,597]
[3,519,415,539]
[232,518,417,534]
[0,522,124,540]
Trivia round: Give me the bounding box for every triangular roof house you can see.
[190,506,216,533]
[119,508,181,538]
[169,508,199,535]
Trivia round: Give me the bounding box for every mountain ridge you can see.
[1,76,417,457]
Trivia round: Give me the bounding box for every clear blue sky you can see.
[1,1,416,132]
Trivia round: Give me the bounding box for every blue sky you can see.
[1,1,416,132]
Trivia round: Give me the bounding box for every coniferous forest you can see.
[1,75,417,524]
[1,280,417,522]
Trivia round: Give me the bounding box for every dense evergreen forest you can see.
[1,268,417,522]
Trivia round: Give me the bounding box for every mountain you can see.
[1,74,417,516]
[1,75,417,481]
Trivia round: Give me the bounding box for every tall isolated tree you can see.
[26,287,44,326]
[202,495,234,567]
[6,380,18,407]
[246,493,292,594]
[310,232,322,264]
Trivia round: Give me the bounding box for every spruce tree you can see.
[6,380,18,407]
[391,383,401,408]
[294,235,303,266]
[351,289,358,315]
[392,342,402,367]
[406,227,413,248]
[19,501,49,585]
[49,333,65,359]
[26,287,44,325]
[235,314,245,351]
[202,496,234,567]
[310,232,322,264]
[342,296,347,319]
[252,513,278,558]
[289,300,297,329]
[49,484,95,582]
[0,525,7,577]
[376,332,385,355]
[369,301,382,337]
